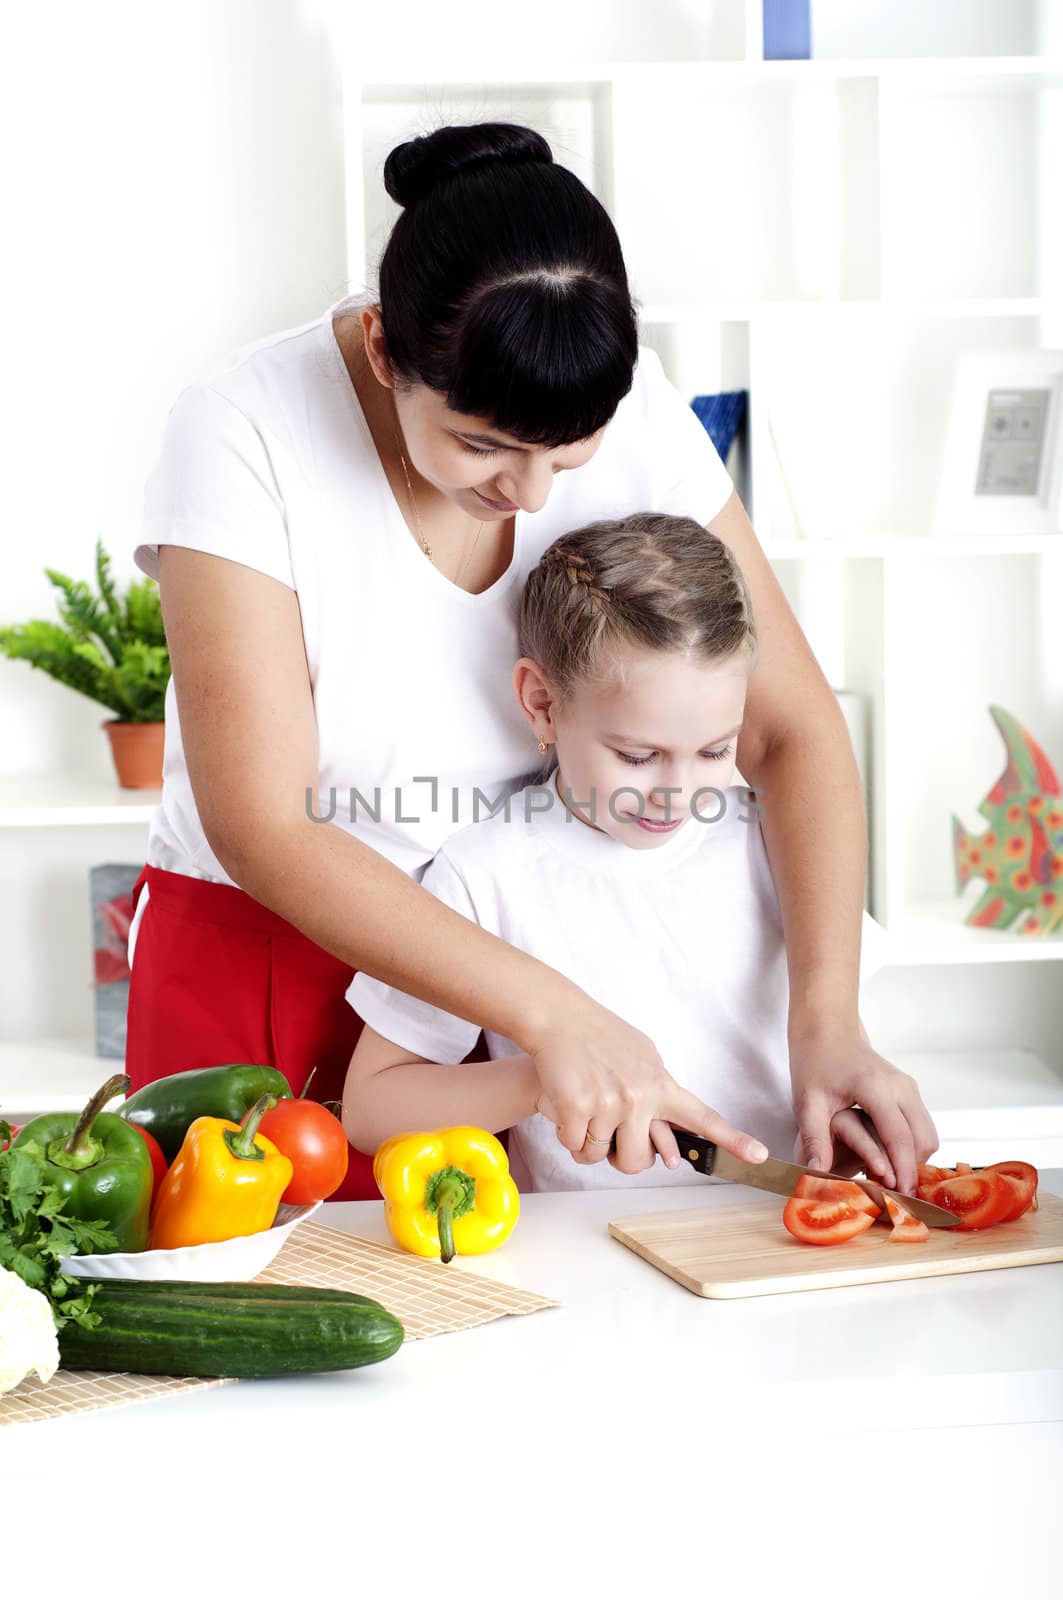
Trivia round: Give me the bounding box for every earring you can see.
[537,738,548,754]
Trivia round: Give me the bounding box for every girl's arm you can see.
[707,492,938,1195]
[341,1025,540,1154]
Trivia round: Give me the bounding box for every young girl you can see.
[342,512,892,1190]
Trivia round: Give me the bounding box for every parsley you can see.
[0,1120,118,1331]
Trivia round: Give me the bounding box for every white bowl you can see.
[59,1201,321,1283]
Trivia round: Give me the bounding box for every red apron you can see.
[125,863,382,1200]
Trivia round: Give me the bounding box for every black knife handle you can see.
[672,1129,718,1175]
[606,1126,718,1173]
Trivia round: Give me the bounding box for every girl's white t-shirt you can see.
[128,294,733,960]
[347,778,890,1193]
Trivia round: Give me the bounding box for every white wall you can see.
[0,0,348,778]
[0,0,347,1040]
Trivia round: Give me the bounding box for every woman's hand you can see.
[529,999,770,1175]
[789,1023,939,1198]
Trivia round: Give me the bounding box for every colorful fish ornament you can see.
[952,706,1063,936]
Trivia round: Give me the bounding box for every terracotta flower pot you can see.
[102,719,165,789]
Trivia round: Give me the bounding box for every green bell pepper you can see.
[13,1074,153,1253]
[120,1063,293,1161]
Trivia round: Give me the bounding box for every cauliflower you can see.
[0,1265,60,1395]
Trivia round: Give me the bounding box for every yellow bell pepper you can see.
[149,1093,293,1250]
[374,1126,519,1264]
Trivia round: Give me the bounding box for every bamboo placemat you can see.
[1,1220,558,1428]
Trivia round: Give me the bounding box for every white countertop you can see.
[3,1177,1062,1590]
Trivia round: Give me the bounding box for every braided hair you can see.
[518,514,757,757]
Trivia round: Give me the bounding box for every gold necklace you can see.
[393,410,486,587]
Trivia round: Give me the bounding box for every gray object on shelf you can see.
[90,863,141,1060]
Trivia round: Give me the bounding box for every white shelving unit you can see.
[3,1,1061,1165]
[337,0,1063,1165]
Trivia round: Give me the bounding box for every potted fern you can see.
[0,538,170,789]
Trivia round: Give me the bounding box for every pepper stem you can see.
[62,1073,130,1161]
[435,1177,465,1264]
[224,1093,277,1162]
[423,1166,477,1264]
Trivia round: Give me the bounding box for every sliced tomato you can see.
[882,1193,930,1244]
[783,1188,878,1246]
[917,1163,952,1189]
[794,1174,881,1217]
[924,1170,1013,1230]
[980,1161,1038,1222]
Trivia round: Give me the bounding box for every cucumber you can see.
[58,1280,404,1378]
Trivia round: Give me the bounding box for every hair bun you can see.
[384,122,554,208]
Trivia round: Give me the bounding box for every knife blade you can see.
[671,1130,961,1229]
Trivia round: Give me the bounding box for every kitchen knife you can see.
[671,1130,962,1229]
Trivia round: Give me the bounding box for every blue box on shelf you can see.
[763,0,811,61]
[691,391,748,465]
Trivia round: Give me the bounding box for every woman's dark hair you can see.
[378,123,639,448]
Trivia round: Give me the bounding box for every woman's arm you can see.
[341,1025,540,1153]
[708,492,866,1036]
[158,547,580,1042]
[707,492,938,1195]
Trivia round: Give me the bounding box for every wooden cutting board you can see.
[609,1189,1063,1299]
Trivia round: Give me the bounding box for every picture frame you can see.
[934,349,1063,538]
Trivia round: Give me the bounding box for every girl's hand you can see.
[793,1107,893,1186]
[789,1025,939,1198]
[529,998,770,1174]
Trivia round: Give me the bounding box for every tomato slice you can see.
[923,1170,1012,1230]
[982,1159,1038,1186]
[783,1189,878,1246]
[882,1193,930,1243]
[794,1174,881,1217]
[918,1163,952,1188]
[980,1161,1038,1222]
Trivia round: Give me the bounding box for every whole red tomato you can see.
[259,1098,349,1204]
[1,1123,21,1152]
[130,1123,168,1197]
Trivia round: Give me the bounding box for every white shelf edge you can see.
[354,56,1063,91]
[765,533,1063,561]
[5,1043,1062,1144]
[0,805,158,828]
[886,900,1063,966]
[640,297,1043,324]
[0,1038,127,1117]
[893,1046,1063,1118]
[0,772,160,828]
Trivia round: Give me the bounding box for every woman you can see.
[126,122,937,1201]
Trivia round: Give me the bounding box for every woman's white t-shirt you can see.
[348,777,890,1192]
[129,294,733,959]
